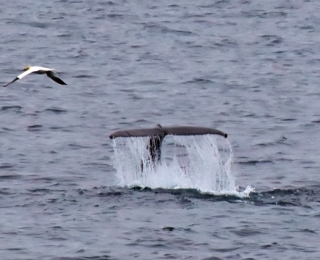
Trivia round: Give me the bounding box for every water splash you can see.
[112,135,245,195]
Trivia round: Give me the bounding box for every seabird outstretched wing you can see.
[3,67,38,87]
[46,71,67,85]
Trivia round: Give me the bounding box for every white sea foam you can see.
[112,135,250,196]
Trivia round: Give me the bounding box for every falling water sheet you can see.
[112,135,253,197]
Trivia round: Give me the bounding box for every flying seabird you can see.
[3,66,67,87]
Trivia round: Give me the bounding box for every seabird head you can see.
[23,66,31,71]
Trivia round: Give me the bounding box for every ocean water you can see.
[0,0,320,259]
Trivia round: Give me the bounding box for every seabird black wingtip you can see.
[224,133,228,138]
[3,77,19,87]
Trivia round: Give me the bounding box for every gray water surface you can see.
[1,0,320,259]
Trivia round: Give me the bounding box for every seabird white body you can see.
[3,66,67,87]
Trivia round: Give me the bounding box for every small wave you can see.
[0,163,15,169]
[130,185,253,200]
[27,124,43,131]
[0,105,22,112]
[0,174,22,180]
[52,255,111,260]
[74,74,94,78]
[126,186,320,206]
[245,187,320,207]
[143,23,194,36]
[26,21,50,29]
[133,80,164,85]
[259,34,284,46]
[183,78,213,84]
[162,28,194,35]
[241,10,287,19]
[107,13,124,19]
[44,107,68,114]
[49,126,72,132]
[237,159,273,165]
[76,187,124,198]
[68,143,91,149]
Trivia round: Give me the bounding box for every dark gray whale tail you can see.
[110,124,227,139]
[110,124,228,165]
